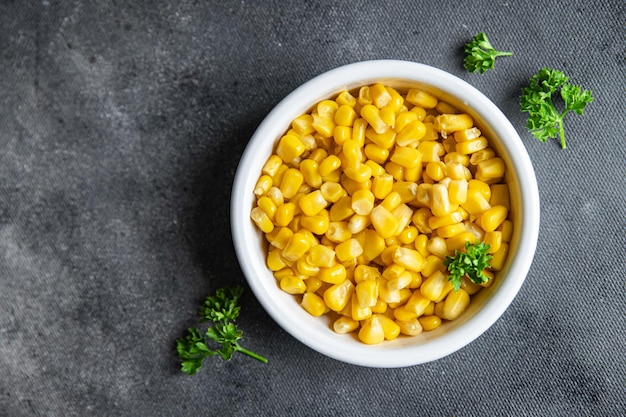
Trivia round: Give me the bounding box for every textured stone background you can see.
[1,1,624,416]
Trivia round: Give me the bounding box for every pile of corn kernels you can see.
[250,83,512,344]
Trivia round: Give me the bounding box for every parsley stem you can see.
[558,118,567,149]
[235,345,269,363]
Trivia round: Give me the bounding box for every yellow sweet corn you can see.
[483,231,503,254]
[335,238,363,262]
[319,154,342,177]
[323,279,354,312]
[250,207,274,233]
[280,168,304,200]
[348,214,371,234]
[469,148,496,165]
[364,143,389,164]
[318,263,347,284]
[334,104,358,127]
[490,183,510,210]
[391,246,425,272]
[254,175,272,197]
[456,136,488,155]
[431,183,452,217]
[490,242,509,271]
[418,315,442,331]
[358,315,385,345]
[329,196,355,222]
[475,157,506,182]
[433,113,474,134]
[418,140,445,162]
[335,90,357,107]
[397,318,423,336]
[266,248,286,271]
[394,111,419,133]
[497,219,513,242]
[301,292,326,317]
[351,293,372,321]
[333,316,359,334]
[365,126,396,149]
[276,133,306,163]
[370,205,399,239]
[395,120,427,146]
[377,313,401,340]
[300,214,329,235]
[360,229,386,262]
[480,205,508,232]
[268,226,293,250]
[279,275,307,294]
[360,104,389,134]
[352,118,367,146]
[390,146,423,168]
[454,127,481,142]
[325,221,352,243]
[406,89,438,108]
[275,202,296,227]
[420,270,448,301]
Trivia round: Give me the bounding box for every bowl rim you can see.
[231,60,540,367]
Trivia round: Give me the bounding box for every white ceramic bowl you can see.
[231,60,540,367]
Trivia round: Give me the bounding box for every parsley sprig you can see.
[520,67,593,149]
[443,242,492,291]
[463,32,512,74]
[176,286,267,375]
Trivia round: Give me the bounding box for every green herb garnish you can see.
[520,67,593,149]
[443,242,492,291]
[176,286,267,375]
[463,32,512,74]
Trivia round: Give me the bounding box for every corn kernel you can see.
[348,214,371,234]
[431,183,452,217]
[305,277,323,293]
[275,202,296,227]
[469,148,496,165]
[418,140,445,163]
[334,104,358,126]
[269,226,293,250]
[371,173,393,200]
[397,319,423,336]
[475,157,506,181]
[420,270,448,301]
[421,254,447,277]
[398,225,418,245]
[391,247,425,272]
[369,83,393,108]
[406,89,438,108]
[377,314,401,340]
[448,179,468,205]
[279,168,304,200]
[454,127,481,142]
[250,207,274,233]
[441,288,470,320]
[281,232,310,262]
[434,113,474,134]
[280,275,307,294]
[317,261,346,283]
[355,278,379,308]
[365,126,396,149]
[328,195,354,222]
[276,133,306,163]
[319,182,345,203]
[361,229,386,262]
[394,111,419,133]
[343,163,372,183]
[437,222,467,238]
[370,205,399,239]
[358,315,385,344]
[300,214,329,235]
[456,136,489,154]
[254,175,272,196]
[393,305,418,321]
[405,290,432,317]
[461,188,491,215]
[325,221,351,243]
[364,143,389,164]
[336,90,357,107]
[333,316,359,334]
[352,118,367,146]
[480,205,508,232]
[445,231,477,253]
[319,154,342,177]
[266,248,286,271]
[412,207,433,234]
[301,292,326,317]
[335,238,363,262]
[418,315,442,331]
[350,293,372,321]
[323,279,354,312]
[361,104,389,134]
[497,220,513,242]
[490,242,509,271]
[390,146,423,168]
[395,120,427,146]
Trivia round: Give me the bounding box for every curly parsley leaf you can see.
[463,32,512,74]
[443,242,492,291]
[176,286,267,376]
[520,67,593,149]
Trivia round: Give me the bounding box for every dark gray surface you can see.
[1,1,624,416]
